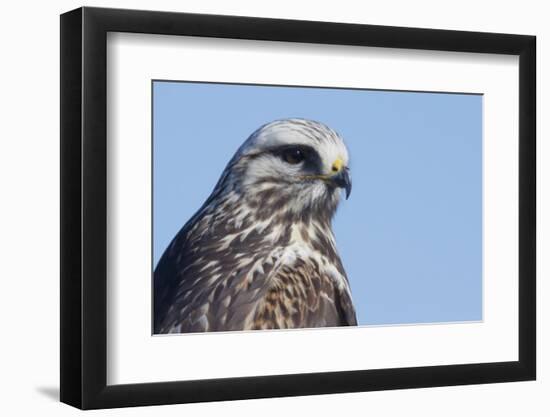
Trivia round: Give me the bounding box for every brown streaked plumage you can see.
[154,118,357,333]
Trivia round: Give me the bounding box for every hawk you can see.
[154,118,357,333]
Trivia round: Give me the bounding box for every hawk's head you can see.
[221,118,351,223]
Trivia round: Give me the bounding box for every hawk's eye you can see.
[281,148,306,165]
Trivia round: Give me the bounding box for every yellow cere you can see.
[331,158,344,173]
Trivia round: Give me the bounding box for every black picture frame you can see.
[60,6,536,410]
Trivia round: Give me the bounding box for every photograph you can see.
[152,81,483,334]
[55,5,537,410]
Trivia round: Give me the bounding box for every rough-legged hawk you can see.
[154,118,357,333]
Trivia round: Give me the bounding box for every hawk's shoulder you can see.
[155,241,356,333]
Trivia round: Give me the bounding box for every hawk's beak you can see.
[331,167,352,199]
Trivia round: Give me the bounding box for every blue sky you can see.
[153,81,482,325]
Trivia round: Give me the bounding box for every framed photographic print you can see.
[60,6,536,410]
